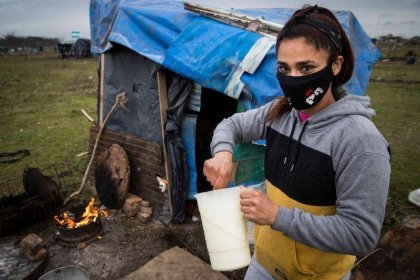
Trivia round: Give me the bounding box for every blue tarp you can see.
[90,0,381,109]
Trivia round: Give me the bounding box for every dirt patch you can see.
[352,216,420,280]
[4,207,247,280]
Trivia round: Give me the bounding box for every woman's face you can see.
[277,37,344,114]
[277,37,340,77]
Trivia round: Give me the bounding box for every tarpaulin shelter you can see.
[71,38,92,58]
[57,39,92,59]
[57,42,73,58]
[89,0,380,222]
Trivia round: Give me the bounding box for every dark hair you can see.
[267,5,354,122]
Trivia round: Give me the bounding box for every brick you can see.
[122,193,143,217]
[140,206,153,215]
[137,212,151,223]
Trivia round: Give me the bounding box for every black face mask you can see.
[277,64,334,110]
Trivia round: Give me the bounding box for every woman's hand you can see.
[240,188,279,226]
[203,151,233,189]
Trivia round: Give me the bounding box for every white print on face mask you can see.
[306,87,323,105]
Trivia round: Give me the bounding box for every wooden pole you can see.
[99,54,105,126]
[184,2,282,39]
[157,71,173,217]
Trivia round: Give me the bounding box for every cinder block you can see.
[140,206,153,215]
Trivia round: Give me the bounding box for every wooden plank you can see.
[87,127,165,207]
[89,133,162,156]
[88,136,162,164]
[88,128,164,167]
[130,176,163,201]
[90,126,162,151]
[89,169,163,208]
[88,142,163,171]
[131,173,162,189]
[90,128,162,157]
[87,136,155,154]
[89,137,162,161]
[88,166,162,186]
[131,186,163,207]
[157,71,173,215]
[87,158,163,182]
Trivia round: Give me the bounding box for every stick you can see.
[184,2,282,39]
[184,2,283,30]
[157,72,173,216]
[351,248,382,269]
[63,92,128,205]
[76,152,89,157]
[80,109,95,123]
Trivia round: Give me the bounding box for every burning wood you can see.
[54,198,107,228]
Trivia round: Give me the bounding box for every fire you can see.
[54,197,108,228]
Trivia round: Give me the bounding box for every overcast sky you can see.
[0,0,419,41]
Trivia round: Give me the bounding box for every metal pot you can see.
[38,265,88,280]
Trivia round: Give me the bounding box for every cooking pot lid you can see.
[39,265,88,280]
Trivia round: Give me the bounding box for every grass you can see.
[0,54,97,196]
[370,59,420,82]
[376,42,420,58]
[366,59,420,231]
[0,51,419,231]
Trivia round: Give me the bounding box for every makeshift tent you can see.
[57,39,92,59]
[89,0,380,222]
[57,42,73,58]
[71,38,92,58]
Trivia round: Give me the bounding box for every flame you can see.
[54,197,108,228]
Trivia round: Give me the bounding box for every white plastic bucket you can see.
[195,187,251,271]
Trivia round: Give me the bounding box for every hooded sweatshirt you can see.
[211,94,391,279]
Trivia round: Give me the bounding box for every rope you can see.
[63,92,128,205]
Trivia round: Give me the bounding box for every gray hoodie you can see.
[211,94,391,256]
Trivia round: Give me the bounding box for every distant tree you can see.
[379,34,404,43]
[407,36,420,45]
[0,34,58,48]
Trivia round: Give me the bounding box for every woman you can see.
[203,5,391,280]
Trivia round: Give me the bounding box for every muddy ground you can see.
[3,206,419,279]
[3,205,247,280]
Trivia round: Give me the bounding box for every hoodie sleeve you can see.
[272,128,391,256]
[210,101,273,156]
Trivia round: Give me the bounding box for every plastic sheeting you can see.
[102,46,192,222]
[90,0,381,110]
[71,38,92,58]
[165,72,192,223]
[102,46,163,143]
[181,114,198,200]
